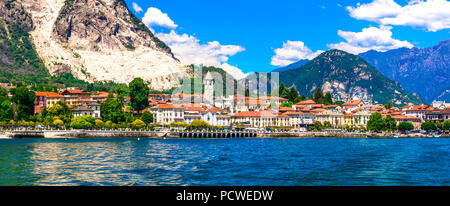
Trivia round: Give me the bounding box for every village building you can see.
[431,101,450,110]
[236,99,268,112]
[315,109,344,128]
[391,115,422,130]
[425,109,450,123]
[231,111,291,128]
[150,104,185,125]
[35,92,64,109]
[91,91,110,103]
[72,102,101,119]
[295,100,316,110]
[284,111,315,128]
[403,105,434,122]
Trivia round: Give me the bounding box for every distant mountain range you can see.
[277,50,423,105]
[359,39,450,104]
[272,59,309,72]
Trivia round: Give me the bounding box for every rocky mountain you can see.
[1,0,189,90]
[278,50,423,105]
[272,59,309,72]
[359,40,450,104]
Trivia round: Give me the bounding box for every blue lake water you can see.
[0,138,449,186]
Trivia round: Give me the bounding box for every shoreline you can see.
[0,130,447,139]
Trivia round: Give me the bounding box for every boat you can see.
[394,135,400,138]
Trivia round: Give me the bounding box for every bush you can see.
[131,119,146,129]
[53,119,64,127]
[189,120,211,130]
[95,119,105,128]
[70,115,95,129]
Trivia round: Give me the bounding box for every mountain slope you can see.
[272,59,309,72]
[15,0,189,90]
[0,0,50,84]
[359,40,450,103]
[278,50,423,105]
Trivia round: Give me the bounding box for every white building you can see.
[150,104,185,125]
[72,102,101,119]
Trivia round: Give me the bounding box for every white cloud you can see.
[220,63,248,80]
[141,7,247,78]
[142,7,178,29]
[132,2,143,13]
[156,30,245,65]
[327,26,414,54]
[270,41,323,66]
[347,0,450,32]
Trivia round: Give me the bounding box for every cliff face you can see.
[17,0,189,90]
[359,40,450,103]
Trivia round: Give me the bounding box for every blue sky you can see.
[125,0,450,77]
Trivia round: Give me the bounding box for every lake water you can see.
[0,138,449,186]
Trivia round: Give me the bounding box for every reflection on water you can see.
[0,138,449,186]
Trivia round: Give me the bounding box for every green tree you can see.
[314,121,323,130]
[128,78,149,114]
[312,88,324,104]
[0,100,13,121]
[47,101,72,123]
[442,120,450,131]
[384,100,394,109]
[384,115,397,131]
[367,112,386,132]
[0,88,8,102]
[10,87,35,120]
[324,92,333,105]
[101,97,126,123]
[141,111,153,125]
[398,122,414,132]
[70,115,95,129]
[287,87,299,102]
[421,121,437,131]
[280,101,293,108]
[323,121,332,128]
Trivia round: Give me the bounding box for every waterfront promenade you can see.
[1,129,448,139]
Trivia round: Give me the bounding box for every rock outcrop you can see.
[18,0,189,90]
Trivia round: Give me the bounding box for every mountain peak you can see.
[278,49,423,105]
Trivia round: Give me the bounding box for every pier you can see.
[5,131,45,138]
[177,131,257,138]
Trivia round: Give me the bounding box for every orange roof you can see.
[343,99,362,106]
[209,107,222,113]
[311,104,324,108]
[284,111,306,115]
[311,108,325,112]
[92,91,109,98]
[35,92,63,98]
[232,111,283,118]
[258,96,288,101]
[62,89,90,95]
[151,104,183,109]
[238,100,268,105]
[279,107,295,111]
[324,105,339,108]
[344,113,354,117]
[391,115,420,120]
[296,100,316,105]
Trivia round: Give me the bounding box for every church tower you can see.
[203,72,214,106]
